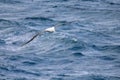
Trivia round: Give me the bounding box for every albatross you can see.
[21,22,66,46]
[21,26,55,46]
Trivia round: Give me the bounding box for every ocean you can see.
[0,0,120,80]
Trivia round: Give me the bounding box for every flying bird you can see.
[21,23,62,46]
[21,26,55,46]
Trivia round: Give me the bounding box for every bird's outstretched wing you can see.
[21,31,44,46]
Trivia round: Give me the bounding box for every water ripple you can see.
[0,0,120,80]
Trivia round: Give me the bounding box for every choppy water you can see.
[0,0,120,80]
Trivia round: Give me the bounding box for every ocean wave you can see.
[0,0,23,4]
[92,44,120,53]
[25,17,54,21]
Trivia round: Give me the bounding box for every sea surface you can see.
[0,0,120,80]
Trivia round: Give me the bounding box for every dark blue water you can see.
[0,0,120,80]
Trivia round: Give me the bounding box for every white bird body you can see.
[45,27,55,32]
